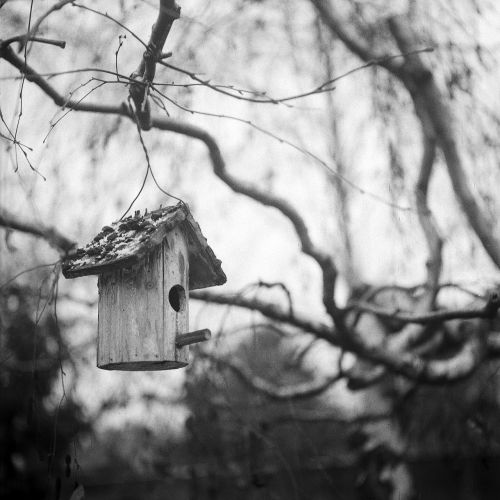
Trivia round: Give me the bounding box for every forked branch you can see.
[311,1,500,269]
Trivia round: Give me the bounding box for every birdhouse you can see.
[62,203,226,371]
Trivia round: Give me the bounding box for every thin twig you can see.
[0,261,60,290]
[0,35,66,49]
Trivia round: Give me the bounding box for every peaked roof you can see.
[62,203,226,290]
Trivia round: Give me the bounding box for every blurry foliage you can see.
[183,327,355,483]
[0,285,89,499]
[397,362,500,458]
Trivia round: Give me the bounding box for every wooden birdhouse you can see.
[62,203,226,371]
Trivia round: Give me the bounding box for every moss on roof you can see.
[62,203,226,290]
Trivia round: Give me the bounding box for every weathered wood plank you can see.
[63,203,226,290]
[98,243,188,370]
[163,226,190,366]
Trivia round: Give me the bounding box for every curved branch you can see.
[157,110,342,326]
[191,290,335,342]
[193,290,492,384]
[387,17,500,270]
[349,294,499,325]
[0,207,75,253]
[354,334,486,384]
[201,351,342,400]
[416,133,442,302]
[1,43,341,323]
[310,0,404,74]
[350,134,443,384]
[384,131,443,352]
[0,45,131,115]
[417,334,485,382]
[312,4,500,269]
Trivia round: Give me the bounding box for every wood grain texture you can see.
[97,227,189,370]
[163,226,190,366]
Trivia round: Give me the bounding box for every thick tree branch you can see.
[310,0,404,74]
[387,16,500,270]
[193,290,493,383]
[385,133,443,353]
[130,0,181,129]
[153,114,341,327]
[28,0,74,44]
[0,207,76,253]
[312,3,500,269]
[416,133,442,303]
[353,334,485,384]
[309,4,498,390]
[315,18,361,291]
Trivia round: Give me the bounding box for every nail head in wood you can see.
[176,329,211,347]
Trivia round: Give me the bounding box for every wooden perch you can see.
[176,329,211,347]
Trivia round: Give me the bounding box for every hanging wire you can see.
[119,98,185,220]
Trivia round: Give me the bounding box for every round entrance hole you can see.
[168,284,186,312]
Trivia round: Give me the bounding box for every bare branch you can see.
[191,290,335,342]
[416,133,442,303]
[314,17,360,290]
[0,45,131,115]
[0,262,60,290]
[254,280,294,316]
[310,0,404,74]
[312,4,500,269]
[385,16,500,270]
[28,0,73,43]
[155,96,342,323]
[129,0,181,129]
[0,207,75,253]
[0,36,66,49]
[160,59,337,105]
[349,293,499,325]
[383,132,443,353]
[417,334,485,382]
[192,290,492,383]
[356,334,486,383]
[201,351,342,400]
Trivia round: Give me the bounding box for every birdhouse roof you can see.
[62,203,226,290]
